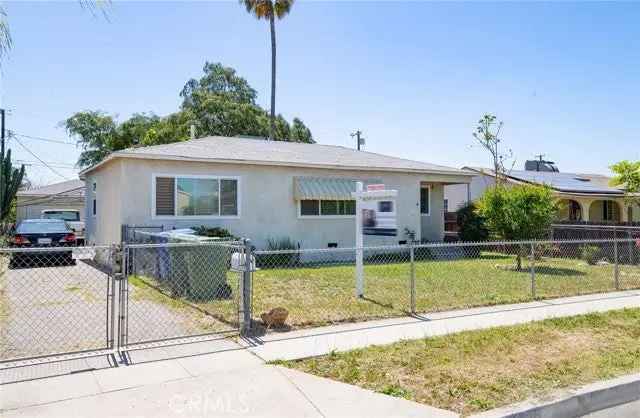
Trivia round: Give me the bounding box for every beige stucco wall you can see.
[84,159,124,245]
[16,196,84,223]
[84,158,469,249]
[444,173,498,211]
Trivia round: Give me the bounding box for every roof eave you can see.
[80,152,475,179]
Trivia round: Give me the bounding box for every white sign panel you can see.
[361,198,397,236]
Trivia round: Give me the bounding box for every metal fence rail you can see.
[120,241,245,349]
[249,238,640,332]
[2,237,639,364]
[0,245,115,363]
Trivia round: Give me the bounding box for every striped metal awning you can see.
[293,177,382,200]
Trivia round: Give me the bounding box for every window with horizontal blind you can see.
[153,175,239,217]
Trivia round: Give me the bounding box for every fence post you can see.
[614,238,620,290]
[409,242,416,314]
[116,243,127,351]
[240,239,253,335]
[530,242,536,299]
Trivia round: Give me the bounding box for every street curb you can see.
[470,373,640,418]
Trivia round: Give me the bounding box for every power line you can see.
[10,134,71,180]
[9,131,77,146]
[15,160,77,169]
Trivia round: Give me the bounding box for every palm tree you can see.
[241,0,294,141]
[0,5,11,64]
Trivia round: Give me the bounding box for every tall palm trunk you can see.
[269,13,276,141]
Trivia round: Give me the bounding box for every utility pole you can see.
[0,108,5,216]
[351,130,365,151]
[1,108,5,159]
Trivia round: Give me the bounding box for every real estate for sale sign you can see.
[357,184,398,237]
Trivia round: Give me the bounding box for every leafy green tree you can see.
[64,111,120,168]
[180,62,257,107]
[610,160,640,205]
[67,62,314,167]
[241,0,295,140]
[188,94,267,139]
[476,184,558,269]
[0,149,25,222]
[456,202,489,242]
[290,117,313,143]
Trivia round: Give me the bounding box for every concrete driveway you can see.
[0,248,112,361]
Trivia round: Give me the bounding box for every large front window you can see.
[154,176,239,217]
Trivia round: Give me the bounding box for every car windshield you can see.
[42,211,80,221]
[17,221,69,234]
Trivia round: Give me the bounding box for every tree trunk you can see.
[269,14,276,141]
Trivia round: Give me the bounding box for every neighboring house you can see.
[79,136,473,248]
[16,179,85,223]
[445,164,640,223]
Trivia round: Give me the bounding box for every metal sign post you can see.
[354,182,364,297]
[352,182,398,298]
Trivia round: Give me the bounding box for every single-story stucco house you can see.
[16,179,85,223]
[445,164,639,223]
[79,136,473,248]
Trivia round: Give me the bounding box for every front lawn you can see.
[249,251,640,328]
[130,250,640,332]
[277,308,640,416]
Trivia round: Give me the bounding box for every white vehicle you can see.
[40,209,85,244]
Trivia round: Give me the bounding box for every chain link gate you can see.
[0,245,116,364]
[117,240,250,351]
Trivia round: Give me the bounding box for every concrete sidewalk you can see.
[2,290,639,418]
[245,289,640,361]
[0,339,454,418]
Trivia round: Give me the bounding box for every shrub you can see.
[581,246,602,265]
[257,237,301,268]
[456,202,489,242]
[476,184,558,269]
[192,226,236,239]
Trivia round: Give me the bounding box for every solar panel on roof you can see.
[507,170,622,194]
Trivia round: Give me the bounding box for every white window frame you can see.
[151,174,241,220]
[298,199,356,219]
[420,185,431,216]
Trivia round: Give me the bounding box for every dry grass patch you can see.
[278,308,640,416]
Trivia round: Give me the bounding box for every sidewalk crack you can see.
[273,366,326,418]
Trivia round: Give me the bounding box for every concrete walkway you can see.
[0,338,454,418]
[2,290,639,418]
[245,289,640,362]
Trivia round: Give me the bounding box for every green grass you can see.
[130,251,640,332]
[277,308,640,416]
[129,275,238,333]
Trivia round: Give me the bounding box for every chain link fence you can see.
[249,238,640,332]
[120,241,245,349]
[2,237,639,363]
[0,245,115,363]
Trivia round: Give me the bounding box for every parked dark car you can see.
[9,219,77,268]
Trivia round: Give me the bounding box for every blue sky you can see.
[1,1,639,185]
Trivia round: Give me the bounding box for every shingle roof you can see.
[465,167,623,195]
[82,136,470,176]
[18,179,84,198]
